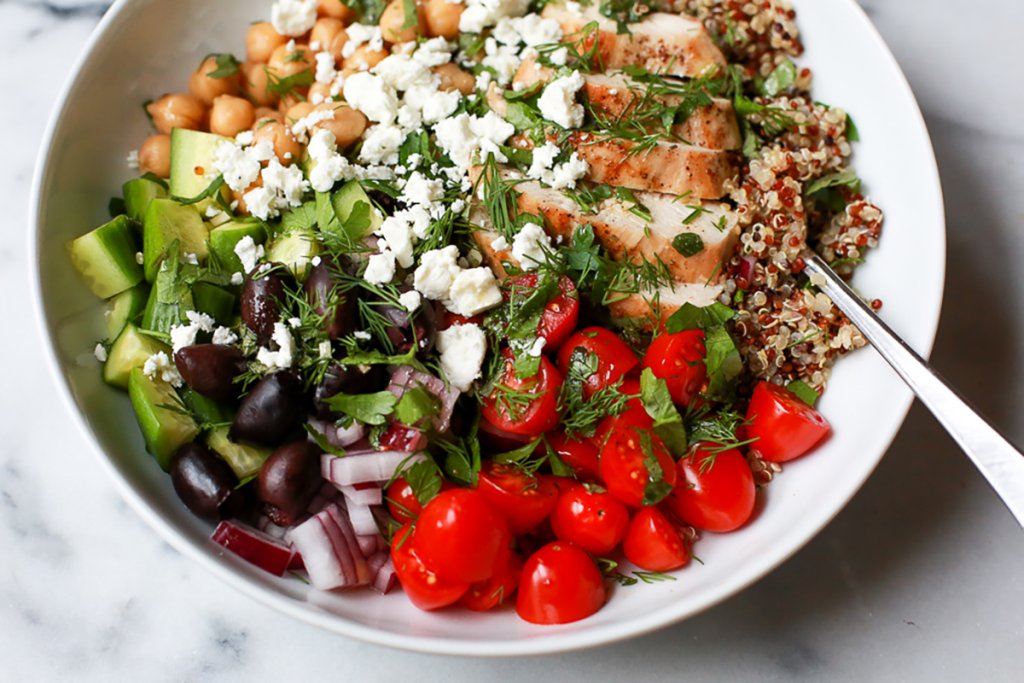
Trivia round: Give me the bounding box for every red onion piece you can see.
[356,533,384,556]
[307,418,367,449]
[738,254,757,283]
[211,520,295,577]
[338,484,383,506]
[370,554,397,594]
[286,503,370,590]
[256,515,289,541]
[321,451,426,486]
[348,503,380,536]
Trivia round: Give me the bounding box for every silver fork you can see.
[803,254,1024,528]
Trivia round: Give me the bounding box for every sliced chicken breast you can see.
[608,282,726,326]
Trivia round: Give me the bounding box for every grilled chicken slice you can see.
[608,282,726,326]
[513,64,741,151]
[542,3,726,78]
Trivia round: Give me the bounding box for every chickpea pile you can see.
[137,0,470,212]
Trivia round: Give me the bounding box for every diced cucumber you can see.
[141,270,192,335]
[142,198,209,282]
[67,215,144,299]
[182,389,233,426]
[191,282,236,324]
[266,228,320,278]
[105,284,150,340]
[103,323,171,389]
[169,128,230,201]
[206,426,271,480]
[330,180,382,237]
[209,220,268,274]
[123,176,168,222]
[128,368,199,470]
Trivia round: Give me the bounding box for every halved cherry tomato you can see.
[412,489,511,583]
[481,349,563,436]
[745,381,831,463]
[478,417,536,451]
[589,387,652,449]
[599,419,677,507]
[391,524,469,610]
[665,445,755,533]
[547,431,601,481]
[462,553,524,612]
[550,483,630,555]
[557,327,639,399]
[516,541,607,625]
[378,423,427,452]
[477,462,559,535]
[643,330,707,406]
[623,507,691,572]
[505,274,580,350]
[386,477,420,524]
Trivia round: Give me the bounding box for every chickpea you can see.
[147,93,207,134]
[379,0,425,44]
[311,18,344,51]
[433,63,475,96]
[326,30,350,62]
[247,21,289,63]
[343,45,388,72]
[277,89,310,115]
[318,0,355,22]
[138,134,171,178]
[285,101,316,123]
[209,95,256,137]
[423,0,463,40]
[254,107,285,125]
[307,81,335,104]
[268,43,313,82]
[188,55,242,105]
[242,61,279,107]
[252,121,302,164]
[310,102,368,148]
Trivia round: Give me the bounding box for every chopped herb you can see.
[761,59,797,97]
[805,169,861,196]
[393,385,442,426]
[672,232,705,257]
[664,302,736,334]
[400,459,444,506]
[401,0,418,29]
[845,113,861,142]
[703,326,743,402]
[636,430,673,506]
[304,423,347,457]
[638,369,688,457]
[786,379,820,407]
[323,390,398,426]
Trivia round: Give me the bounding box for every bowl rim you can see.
[30,0,947,658]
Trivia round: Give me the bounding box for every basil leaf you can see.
[704,326,743,402]
[805,169,861,196]
[786,379,820,407]
[639,369,688,457]
[664,302,736,334]
[845,113,860,142]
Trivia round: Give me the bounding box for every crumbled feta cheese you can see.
[538,72,586,129]
[271,0,318,37]
[307,129,353,192]
[213,139,273,192]
[315,51,337,84]
[234,236,265,274]
[526,141,589,190]
[437,323,487,392]
[459,0,529,34]
[256,322,295,369]
[344,72,399,124]
[318,340,333,359]
[379,215,416,268]
[143,352,183,387]
[287,317,302,328]
[212,326,238,346]
[359,124,404,165]
[364,249,397,284]
[353,330,372,341]
[403,172,445,208]
[342,22,384,59]
[399,289,422,312]
[434,111,515,172]
[481,38,521,86]
[244,158,310,220]
[493,14,562,47]
[291,107,337,143]
[169,310,216,353]
[512,222,552,271]
[374,53,434,92]
[414,245,461,300]
[527,336,546,357]
[448,267,502,316]
[490,235,509,252]
[230,272,244,286]
[549,47,569,66]
[413,38,455,67]
[93,343,107,363]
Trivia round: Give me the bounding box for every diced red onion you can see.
[308,418,367,449]
[738,254,757,282]
[348,503,380,536]
[286,503,370,590]
[369,554,397,594]
[211,520,295,577]
[337,484,383,506]
[256,515,290,541]
[306,482,344,516]
[378,423,429,453]
[356,533,384,556]
[321,451,426,486]
[388,367,459,432]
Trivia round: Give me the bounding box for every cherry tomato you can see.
[550,483,630,555]
[643,330,707,406]
[462,553,524,612]
[745,381,831,463]
[557,327,639,399]
[599,419,677,507]
[477,462,559,535]
[386,477,421,524]
[506,274,580,350]
[623,507,691,572]
[590,391,653,449]
[665,445,755,532]
[547,431,601,481]
[481,350,563,437]
[478,417,536,451]
[391,525,469,610]
[516,542,607,625]
[378,423,427,452]
[412,489,511,583]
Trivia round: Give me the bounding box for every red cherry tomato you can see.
[411,489,511,583]
[665,445,756,532]
[516,542,607,625]
[481,350,563,436]
[391,525,469,610]
[598,418,677,507]
[462,553,524,612]
[506,274,581,350]
[550,483,630,555]
[547,431,601,481]
[643,330,707,406]
[386,477,421,524]
[478,417,535,451]
[745,381,831,463]
[477,462,559,535]
[557,327,639,399]
[378,423,427,452]
[623,507,691,572]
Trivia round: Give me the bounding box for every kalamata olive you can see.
[174,344,247,401]
[313,363,389,418]
[230,370,306,446]
[169,442,241,520]
[380,296,437,355]
[240,267,290,345]
[258,441,322,526]
[304,258,356,339]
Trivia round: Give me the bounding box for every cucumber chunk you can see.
[266,228,320,278]
[142,198,209,282]
[169,128,230,201]
[105,284,150,340]
[209,220,268,274]
[123,176,168,222]
[67,215,144,299]
[182,389,233,426]
[206,426,271,480]
[141,267,192,335]
[128,368,199,470]
[322,181,381,240]
[191,282,236,324]
[103,323,170,389]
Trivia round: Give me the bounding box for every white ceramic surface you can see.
[30,0,945,656]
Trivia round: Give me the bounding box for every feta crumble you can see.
[143,352,183,387]
[437,323,488,392]
[364,250,397,284]
[448,267,502,316]
[212,326,238,346]
[414,245,461,300]
[256,322,296,370]
[233,236,265,274]
[93,343,107,363]
[512,222,552,271]
[538,72,586,129]
[270,0,318,37]
[399,289,423,312]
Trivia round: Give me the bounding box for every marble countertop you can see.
[4,0,1023,680]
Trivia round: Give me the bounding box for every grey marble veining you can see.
[4,1,1023,681]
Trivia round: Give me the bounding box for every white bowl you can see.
[31,0,945,657]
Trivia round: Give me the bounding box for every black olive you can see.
[304,258,356,339]
[258,441,322,526]
[379,296,437,355]
[169,442,240,520]
[174,344,247,401]
[230,370,306,446]
[312,363,389,418]
[240,268,290,345]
